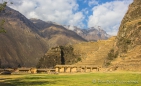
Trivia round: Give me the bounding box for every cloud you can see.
[83,0,87,3]
[88,0,133,35]
[81,8,89,15]
[8,0,85,27]
[88,0,99,6]
[2,0,133,35]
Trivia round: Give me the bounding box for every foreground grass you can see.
[0,72,141,86]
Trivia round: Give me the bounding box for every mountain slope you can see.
[107,0,141,71]
[30,19,87,48]
[0,7,48,67]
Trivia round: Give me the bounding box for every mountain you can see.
[64,25,110,41]
[0,7,48,67]
[0,6,86,68]
[30,19,87,48]
[106,0,141,71]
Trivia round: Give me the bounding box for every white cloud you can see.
[8,0,85,27]
[88,0,133,35]
[88,0,98,6]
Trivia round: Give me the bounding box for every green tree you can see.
[0,2,7,33]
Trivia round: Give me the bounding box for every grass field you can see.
[0,72,141,86]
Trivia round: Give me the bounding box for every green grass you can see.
[0,72,141,86]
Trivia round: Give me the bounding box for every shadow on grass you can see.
[0,75,70,86]
[0,78,56,86]
[0,78,13,80]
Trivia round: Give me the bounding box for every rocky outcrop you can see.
[115,0,141,54]
[107,0,141,71]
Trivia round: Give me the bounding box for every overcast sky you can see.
[3,0,133,35]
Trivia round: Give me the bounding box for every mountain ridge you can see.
[64,25,110,41]
[0,6,86,68]
[30,18,110,41]
[30,18,87,48]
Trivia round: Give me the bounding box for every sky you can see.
[2,0,133,35]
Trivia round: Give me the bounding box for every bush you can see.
[138,26,141,30]
[107,49,118,60]
[126,39,131,44]
[77,58,81,61]
[138,22,141,25]
[105,62,111,66]
[107,49,114,60]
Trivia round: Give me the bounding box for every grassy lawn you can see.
[0,72,141,86]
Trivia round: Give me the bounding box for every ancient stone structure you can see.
[0,65,101,74]
[0,68,56,74]
[55,65,101,73]
[17,68,31,73]
[37,69,55,74]
[30,68,37,74]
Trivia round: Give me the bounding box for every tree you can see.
[0,19,6,33]
[18,64,21,68]
[0,2,7,33]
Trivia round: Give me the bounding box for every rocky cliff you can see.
[115,0,141,54]
[107,0,141,71]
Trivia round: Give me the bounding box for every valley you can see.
[0,0,141,73]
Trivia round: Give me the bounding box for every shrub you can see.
[138,26,141,30]
[107,49,114,60]
[77,58,81,61]
[107,49,119,60]
[138,22,141,25]
[126,39,131,44]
